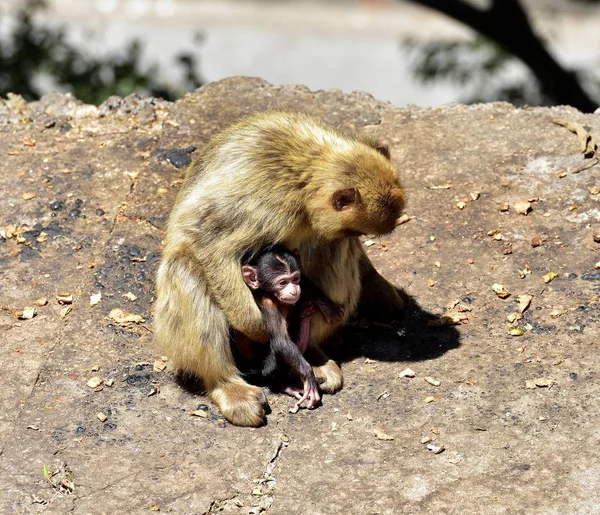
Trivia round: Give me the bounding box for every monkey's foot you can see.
[211,381,269,427]
[281,384,304,400]
[312,359,343,394]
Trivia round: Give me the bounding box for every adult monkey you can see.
[155,111,405,427]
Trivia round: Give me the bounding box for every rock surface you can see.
[1,77,600,514]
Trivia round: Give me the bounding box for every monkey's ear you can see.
[372,142,390,160]
[360,136,391,160]
[332,188,359,211]
[242,266,260,290]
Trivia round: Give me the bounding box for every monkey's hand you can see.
[300,302,315,320]
[313,298,345,325]
[294,373,321,409]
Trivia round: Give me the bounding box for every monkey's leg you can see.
[357,251,404,321]
[304,345,343,394]
[155,250,269,427]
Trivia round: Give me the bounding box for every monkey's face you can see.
[272,271,301,305]
[308,148,405,239]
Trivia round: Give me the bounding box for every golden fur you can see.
[155,111,404,426]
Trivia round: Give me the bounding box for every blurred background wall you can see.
[0,0,599,110]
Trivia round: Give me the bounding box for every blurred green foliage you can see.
[404,37,555,107]
[404,34,600,109]
[0,0,203,105]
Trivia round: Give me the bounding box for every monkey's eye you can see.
[292,277,300,284]
[279,280,287,286]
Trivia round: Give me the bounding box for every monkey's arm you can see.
[261,300,320,408]
[190,241,268,342]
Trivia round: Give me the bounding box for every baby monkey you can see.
[237,245,344,409]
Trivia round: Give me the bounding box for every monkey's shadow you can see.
[177,294,460,398]
[333,296,461,364]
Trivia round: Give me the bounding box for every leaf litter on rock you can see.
[542,272,559,284]
[109,308,145,325]
[526,378,554,389]
[514,200,532,215]
[492,283,511,299]
[373,426,394,441]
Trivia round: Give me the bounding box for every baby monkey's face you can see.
[271,270,301,305]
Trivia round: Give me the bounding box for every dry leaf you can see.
[447,452,463,464]
[531,235,543,247]
[509,327,524,336]
[17,306,36,319]
[59,306,72,318]
[109,308,145,325]
[470,192,480,201]
[517,294,533,314]
[542,272,558,284]
[399,368,416,378]
[519,264,532,278]
[428,312,469,327]
[97,412,108,422]
[56,293,73,305]
[153,359,167,372]
[89,292,101,306]
[427,279,436,287]
[499,202,509,212]
[421,436,433,444]
[364,239,375,247]
[373,427,394,441]
[34,297,48,306]
[427,443,445,454]
[86,376,103,388]
[550,308,568,318]
[526,378,554,389]
[588,186,600,195]
[424,376,441,387]
[492,283,511,299]
[123,292,137,302]
[507,313,520,324]
[456,201,467,210]
[377,391,390,401]
[427,184,451,190]
[22,191,36,200]
[514,200,532,215]
[191,410,208,418]
[424,396,436,403]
